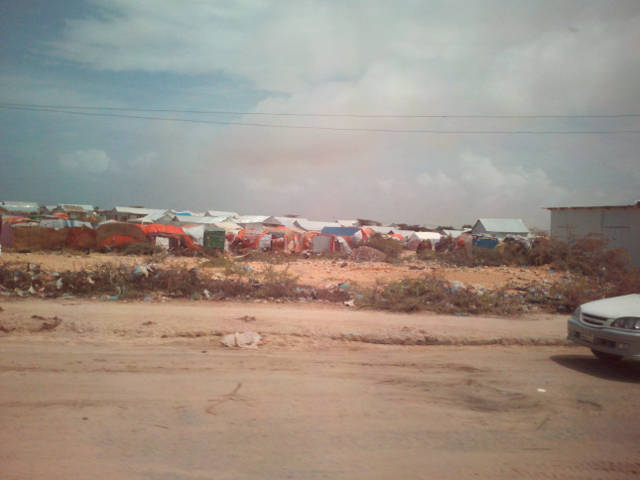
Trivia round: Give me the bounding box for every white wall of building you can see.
[549,207,640,267]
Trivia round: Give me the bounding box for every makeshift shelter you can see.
[96,222,144,248]
[441,229,468,239]
[66,226,97,250]
[133,210,172,224]
[0,201,39,215]
[140,224,199,250]
[0,220,14,247]
[40,218,93,230]
[109,206,167,223]
[473,237,500,249]
[233,228,267,250]
[320,226,364,248]
[407,231,442,250]
[11,225,68,251]
[273,216,307,229]
[206,210,239,219]
[263,227,302,253]
[294,219,341,232]
[364,225,395,235]
[312,233,353,255]
[172,215,230,225]
[202,227,226,251]
[233,215,279,229]
[53,204,96,219]
[471,218,530,240]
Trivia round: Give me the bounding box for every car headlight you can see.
[612,317,640,330]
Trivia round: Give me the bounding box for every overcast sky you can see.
[1,0,639,228]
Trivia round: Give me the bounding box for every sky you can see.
[1,0,639,228]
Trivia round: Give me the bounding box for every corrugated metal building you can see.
[547,203,640,267]
[471,218,530,239]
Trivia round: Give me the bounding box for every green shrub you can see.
[366,233,403,261]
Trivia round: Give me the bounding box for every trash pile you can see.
[0,262,347,303]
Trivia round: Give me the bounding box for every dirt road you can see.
[2,300,640,479]
[0,298,566,346]
[2,342,640,479]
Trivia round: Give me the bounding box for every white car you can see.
[567,294,640,362]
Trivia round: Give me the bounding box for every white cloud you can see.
[4,1,638,227]
[59,149,111,173]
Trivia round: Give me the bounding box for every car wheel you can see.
[590,349,624,362]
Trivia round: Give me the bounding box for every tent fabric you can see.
[140,224,199,250]
[235,228,267,249]
[182,225,205,246]
[96,222,144,245]
[321,227,360,236]
[1,215,31,225]
[66,226,97,249]
[407,231,442,250]
[294,220,341,232]
[40,219,93,230]
[11,226,68,250]
[473,218,529,235]
[98,234,140,248]
[0,222,14,246]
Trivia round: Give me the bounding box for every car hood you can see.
[581,294,640,319]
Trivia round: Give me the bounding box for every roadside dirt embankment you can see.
[0,298,570,348]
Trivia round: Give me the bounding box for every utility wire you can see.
[2,101,640,119]
[2,104,640,135]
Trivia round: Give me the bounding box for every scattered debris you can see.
[221,331,262,348]
[34,316,62,331]
[352,246,386,262]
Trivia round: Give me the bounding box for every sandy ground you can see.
[2,342,640,479]
[0,251,562,289]
[2,299,640,478]
[0,299,567,346]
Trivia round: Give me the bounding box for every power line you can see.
[2,101,640,119]
[2,104,640,135]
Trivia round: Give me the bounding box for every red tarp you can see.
[140,224,199,250]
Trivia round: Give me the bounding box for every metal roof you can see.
[57,204,96,213]
[273,216,307,227]
[234,215,268,223]
[134,210,170,224]
[173,215,229,224]
[294,219,341,231]
[474,218,529,233]
[546,203,640,210]
[113,206,166,215]
[0,201,39,213]
[206,210,239,218]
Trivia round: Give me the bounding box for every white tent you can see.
[407,231,442,250]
